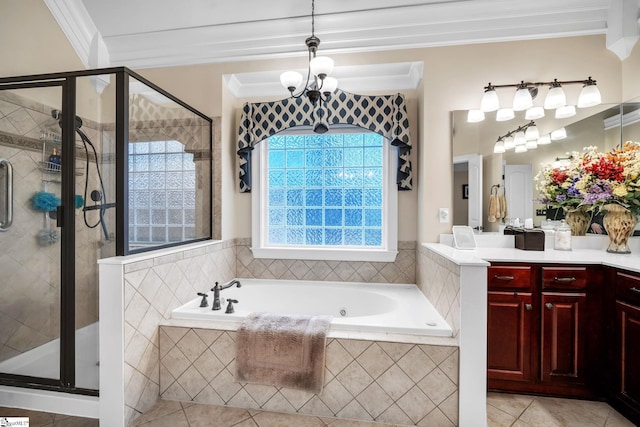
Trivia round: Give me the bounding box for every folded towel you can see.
[488,194,498,223]
[499,194,508,220]
[235,312,332,393]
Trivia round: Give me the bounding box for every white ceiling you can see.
[43,0,638,95]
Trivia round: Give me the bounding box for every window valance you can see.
[237,89,412,192]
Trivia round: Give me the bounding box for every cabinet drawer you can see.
[488,266,533,290]
[542,267,587,290]
[616,272,640,305]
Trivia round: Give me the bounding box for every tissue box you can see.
[514,228,545,251]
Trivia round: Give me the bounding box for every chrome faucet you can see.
[211,280,241,310]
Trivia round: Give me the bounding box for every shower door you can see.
[0,83,64,384]
[0,80,87,392]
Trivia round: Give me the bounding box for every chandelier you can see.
[280,0,338,133]
[468,77,601,123]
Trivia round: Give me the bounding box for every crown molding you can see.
[224,62,424,99]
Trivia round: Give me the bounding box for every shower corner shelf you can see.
[38,161,84,177]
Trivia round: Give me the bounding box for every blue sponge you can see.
[31,191,61,212]
[75,194,84,209]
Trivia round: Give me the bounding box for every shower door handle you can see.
[56,205,64,227]
[0,158,12,231]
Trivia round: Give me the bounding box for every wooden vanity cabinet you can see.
[487,263,602,398]
[612,271,640,423]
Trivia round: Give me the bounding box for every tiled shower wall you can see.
[0,92,104,363]
[159,326,459,426]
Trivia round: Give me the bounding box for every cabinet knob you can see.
[525,303,533,311]
[545,302,554,309]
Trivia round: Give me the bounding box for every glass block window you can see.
[266,132,384,248]
[128,140,196,246]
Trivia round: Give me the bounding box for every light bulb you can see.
[496,108,515,122]
[578,77,601,108]
[280,71,303,92]
[551,127,567,140]
[480,84,499,112]
[503,136,515,150]
[537,134,551,145]
[555,105,576,119]
[544,80,566,109]
[309,56,334,79]
[467,109,485,123]
[525,106,545,120]
[513,82,533,111]
[493,140,506,153]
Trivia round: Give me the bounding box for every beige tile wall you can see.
[236,239,416,284]
[416,245,461,338]
[122,240,236,426]
[159,326,459,426]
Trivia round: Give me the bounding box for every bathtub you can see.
[172,278,452,337]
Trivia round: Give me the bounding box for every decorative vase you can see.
[602,204,636,254]
[565,207,590,236]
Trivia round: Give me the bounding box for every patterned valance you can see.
[237,89,412,192]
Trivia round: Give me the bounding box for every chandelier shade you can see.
[496,108,515,121]
[513,82,533,111]
[467,109,485,123]
[551,127,567,140]
[525,106,544,120]
[280,71,304,92]
[537,134,551,145]
[493,139,506,153]
[544,80,566,109]
[555,105,576,119]
[480,84,500,112]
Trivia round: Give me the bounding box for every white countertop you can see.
[425,234,640,273]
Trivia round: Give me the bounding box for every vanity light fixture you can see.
[280,0,337,133]
[467,109,485,123]
[503,135,516,150]
[551,127,567,140]
[496,108,515,121]
[494,121,542,153]
[537,134,552,145]
[475,77,601,121]
[525,106,545,120]
[555,105,577,119]
[553,155,574,169]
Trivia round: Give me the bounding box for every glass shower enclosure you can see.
[0,68,212,395]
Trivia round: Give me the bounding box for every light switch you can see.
[439,208,449,224]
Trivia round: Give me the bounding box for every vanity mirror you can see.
[452,99,640,232]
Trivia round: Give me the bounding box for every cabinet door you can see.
[616,300,640,412]
[541,292,586,384]
[487,291,534,382]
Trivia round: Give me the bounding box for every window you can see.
[128,140,197,249]
[252,128,398,262]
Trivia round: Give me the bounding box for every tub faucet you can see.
[211,280,241,311]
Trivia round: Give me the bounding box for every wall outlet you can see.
[439,208,449,224]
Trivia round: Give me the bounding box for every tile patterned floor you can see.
[1,392,637,426]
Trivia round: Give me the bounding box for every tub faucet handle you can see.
[225,299,238,314]
[197,292,209,308]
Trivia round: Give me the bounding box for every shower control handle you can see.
[225,299,238,314]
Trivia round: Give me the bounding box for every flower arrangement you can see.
[535,141,640,216]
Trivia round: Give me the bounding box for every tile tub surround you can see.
[159,326,459,426]
[99,240,237,427]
